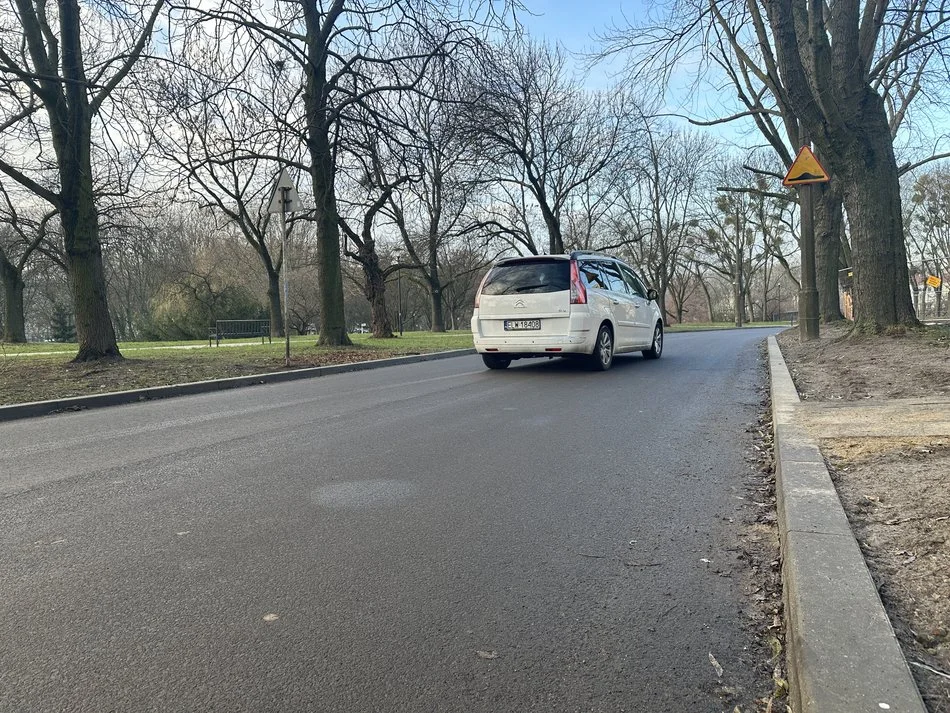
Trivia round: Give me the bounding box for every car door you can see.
[618,263,654,346]
[579,260,622,345]
[597,260,639,350]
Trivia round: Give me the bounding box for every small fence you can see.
[209,320,271,347]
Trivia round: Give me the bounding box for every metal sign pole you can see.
[267,167,300,365]
[783,143,828,342]
[799,182,820,341]
[281,188,290,367]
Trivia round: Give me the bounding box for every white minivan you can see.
[471,251,664,371]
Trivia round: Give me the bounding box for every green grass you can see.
[2,323,787,358]
[0,330,476,406]
[2,324,786,358]
[0,330,475,358]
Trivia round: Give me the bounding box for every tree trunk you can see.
[50,0,121,362]
[765,0,916,332]
[658,280,670,326]
[734,280,743,327]
[311,155,351,345]
[830,94,917,332]
[539,204,564,254]
[62,195,121,361]
[1,255,27,342]
[267,271,283,337]
[428,246,445,333]
[361,254,393,338]
[734,247,744,327]
[303,3,351,347]
[699,275,715,321]
[815,183,845,322]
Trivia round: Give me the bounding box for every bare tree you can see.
[698,168,771,327]
[381,58,488,333]
[185,0,511,346]
[614,122,715,325]
[600,0,950,330]
[908,167,950,316]
[149,45,302,338]
[471,40,629,255]
[336,107,414,338]
[0,0,165,358]
[0,184,56,341]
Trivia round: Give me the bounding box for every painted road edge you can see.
[768,335,925,713]
[0,349,476,423]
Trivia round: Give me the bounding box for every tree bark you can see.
[303,0,352,347]
[61,191,121,361]
[1,253,26,342]
[54,0,122,361]
[697,272,715,321]
[815,183,845,322]
[360,253,393,338]
[765,0,917,332]
[428,244,445,333]
[538,202,564,254]
[734,280,744,327]
[832,93,917,331]
[266,272,284,337]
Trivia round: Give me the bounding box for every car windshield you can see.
[481,260,570,296]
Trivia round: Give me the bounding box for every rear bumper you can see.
[471,323,595,356]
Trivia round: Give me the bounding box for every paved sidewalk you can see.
[768,336,928,713]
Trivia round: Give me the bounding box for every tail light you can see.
[474,269,492,309]
[570,259,587,304]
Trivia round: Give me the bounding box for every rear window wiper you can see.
[513,283,555,292]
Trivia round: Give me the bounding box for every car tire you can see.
[482,354,511,370]
[588,324,614,371]
[643,322,663,359]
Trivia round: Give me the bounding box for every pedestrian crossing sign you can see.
[783,146,830,186]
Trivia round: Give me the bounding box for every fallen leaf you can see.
[709,652,724,678]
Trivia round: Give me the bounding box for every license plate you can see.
[504,319,541,331]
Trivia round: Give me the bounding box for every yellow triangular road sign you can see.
[783,146,830,186]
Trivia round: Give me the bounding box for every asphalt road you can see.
[0,328,781,712]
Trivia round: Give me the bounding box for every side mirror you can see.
[647,288,658,301]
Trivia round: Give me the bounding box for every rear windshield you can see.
[481,260,570,295]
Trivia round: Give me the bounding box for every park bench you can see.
[209,319,272,347]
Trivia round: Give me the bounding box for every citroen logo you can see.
[514,299,526,309]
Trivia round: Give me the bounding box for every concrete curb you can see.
[768,336,925,713]
[0,348,476,423]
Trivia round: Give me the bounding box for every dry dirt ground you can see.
[777,323,950,713]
